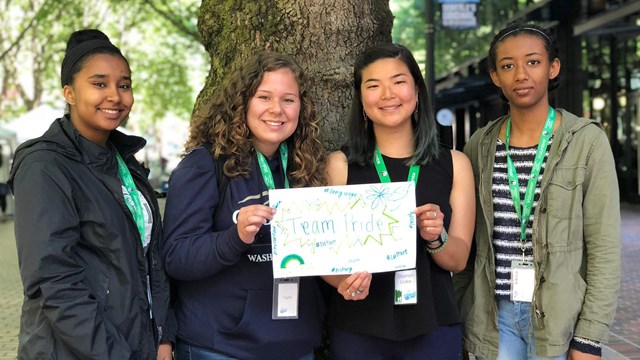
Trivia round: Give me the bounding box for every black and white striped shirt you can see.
[491,138,552,300]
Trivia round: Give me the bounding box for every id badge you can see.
[394,269,417,305]
[272,277,299,319]
[510,260,535,302]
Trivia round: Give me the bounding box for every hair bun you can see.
[65,29,111,52]
[60,29,125,88]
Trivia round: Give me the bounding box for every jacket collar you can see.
[478,108,599,147]
[10,115,146,182]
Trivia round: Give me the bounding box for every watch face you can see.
[441,227,448,242]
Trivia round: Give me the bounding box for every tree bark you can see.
[195,0,393,150]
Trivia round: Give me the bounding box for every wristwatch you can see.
[426,228,447,248]
[440,227,448,244]
[425,227,448,254]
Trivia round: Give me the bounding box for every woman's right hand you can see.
[235,205,276,244]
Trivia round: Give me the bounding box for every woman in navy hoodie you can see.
[162,52,327,360]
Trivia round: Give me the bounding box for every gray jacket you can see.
[453,109,621,358]
[9,116,174,359]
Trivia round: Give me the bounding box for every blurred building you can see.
[436,0,640,202]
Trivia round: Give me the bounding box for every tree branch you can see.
[142,0,202,44]
[0,17,36,61]
[0,0,55,61]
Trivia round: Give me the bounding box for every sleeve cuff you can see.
[570,337,601,357]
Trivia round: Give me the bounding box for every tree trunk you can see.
[195,0,393,151]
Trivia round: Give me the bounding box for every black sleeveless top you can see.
[327,148,460,341]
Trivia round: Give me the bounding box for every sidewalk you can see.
[605,202,640,359]
[0,218,20,359]
[0,202,638,359]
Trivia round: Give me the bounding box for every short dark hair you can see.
[488,23,559,93]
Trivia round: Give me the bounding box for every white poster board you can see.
[269,182,416,278]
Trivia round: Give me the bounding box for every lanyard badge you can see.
[374,147,420,305]
[115,150,146,245]
[504,107,555,258]
[256,143,290,190]
[373,147,419,185]
[511,260,535,302]
[272,277,300,319]
[505,107,555,302]
[257,142,300,319]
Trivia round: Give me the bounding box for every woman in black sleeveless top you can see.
[323,43,475,359]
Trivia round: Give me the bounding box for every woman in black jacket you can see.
[8,29,174,359]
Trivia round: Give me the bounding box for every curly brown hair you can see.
[186,51,327,188]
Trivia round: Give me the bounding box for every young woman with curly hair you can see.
[162,51,327,360]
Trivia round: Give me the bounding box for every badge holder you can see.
[510,260,534,302]
[272,277,299,319]
[394,269,417,305]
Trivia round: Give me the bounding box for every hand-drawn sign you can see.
[269,182,416,278]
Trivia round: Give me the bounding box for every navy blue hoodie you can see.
[162,146,325,359]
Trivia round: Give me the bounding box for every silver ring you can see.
[350,291,356,297]
[433,210,437,219]
[356,289,365,294]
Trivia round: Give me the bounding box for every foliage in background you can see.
[391,0,546,78]
[194,0,393,152]
[390,1,427,73]
[0,0,205,131]
[2,0,548,133]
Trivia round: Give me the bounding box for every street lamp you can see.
[593,97,606,111]
[425,0,435,107]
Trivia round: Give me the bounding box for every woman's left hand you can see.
[415,203,444,242]
[336,271,372,300]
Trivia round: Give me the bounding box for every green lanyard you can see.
[256,143,290,190]
[504,106,556,245]
[373,146,420,185]
[115,150,146,245]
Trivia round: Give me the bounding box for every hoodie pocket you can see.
[217,288,318,352]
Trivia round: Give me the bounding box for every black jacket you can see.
[9,116,174,359]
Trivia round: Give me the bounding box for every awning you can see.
[574,1,640,36]
[435,74,496,108]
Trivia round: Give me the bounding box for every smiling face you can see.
[247,68,300,157]
[490,34,560,111]
[360,58,417,132]
[63,53,133,146]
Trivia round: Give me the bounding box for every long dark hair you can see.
[347,43,439,166]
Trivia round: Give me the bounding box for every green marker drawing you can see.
[280,254,305,269]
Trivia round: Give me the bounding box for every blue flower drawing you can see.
[365,184,409,210]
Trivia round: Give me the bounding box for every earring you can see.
[413,100,419,123]
[363,109,369,130]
